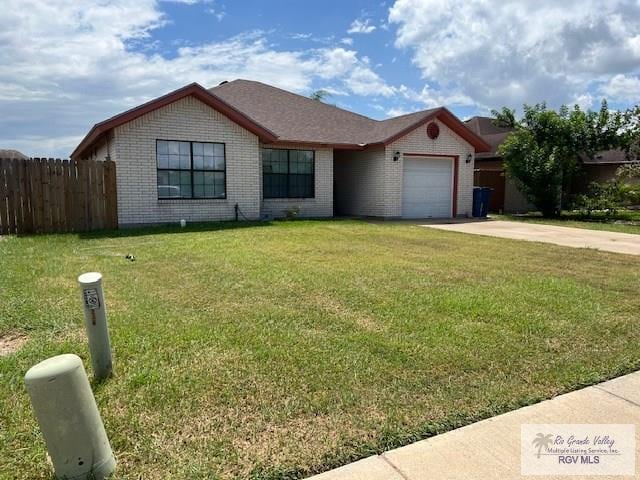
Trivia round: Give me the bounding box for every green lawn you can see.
[1,220,640,479]
[494,210,640,235]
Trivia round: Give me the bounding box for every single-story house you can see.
[466,116,636,213]
[71,80,490,226]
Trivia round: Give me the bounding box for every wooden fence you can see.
[0,158,117,235]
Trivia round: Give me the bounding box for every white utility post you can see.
[24,354,116,479]
[78,272,113,381]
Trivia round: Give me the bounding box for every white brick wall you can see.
[334,119,475,218]
[259,143,333,218]
[334,147,386,217]
[109,96,261,225]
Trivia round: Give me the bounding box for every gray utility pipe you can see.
[24,354,116,479]
[78,272,113,381]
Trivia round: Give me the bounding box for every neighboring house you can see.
[71,80,489,226]
[466,116,634,213]
[464,116,532,213]
[575,150,638,190]
[0,149,29,159]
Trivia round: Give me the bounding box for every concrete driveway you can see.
[423,220,640,255]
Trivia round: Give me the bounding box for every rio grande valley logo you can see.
[521,424,635,475]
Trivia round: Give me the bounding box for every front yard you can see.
[1,220,639,479]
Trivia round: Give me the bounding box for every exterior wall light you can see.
[393,151,400,161]
[466,154,473,163]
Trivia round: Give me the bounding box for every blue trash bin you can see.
[480,187,493,217]
[473,187,494,217]
[472,187,483,217]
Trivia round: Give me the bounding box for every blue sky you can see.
[1,0,639,157]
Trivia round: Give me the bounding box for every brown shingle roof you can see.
[580,149,636,165]
[473,132,512,159]
[0,149,29,159]
[73,80,490,158]
[465,116,514,136]
[211,80,381,145]
[210,80,489,150]
[464,116,514,159]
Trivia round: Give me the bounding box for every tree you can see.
[309,89,331,102]
[622,105,640,162]
[496,101,625,217]
[491,107,517,129]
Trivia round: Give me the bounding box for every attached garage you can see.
[402,155,455,218]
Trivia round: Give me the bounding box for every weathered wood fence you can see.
[0,158,117,235]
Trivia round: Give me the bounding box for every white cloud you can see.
[0,1,398,157]
[386,107,413,117]
[205,8,226,21]
[388,0,640,111]
[340,37,354,46]
[601,74,640,103]
[346,65,397,97]
[572,93,596,110]
[290,33,313,40]
[397,84,474,108]
[347,18,376,34]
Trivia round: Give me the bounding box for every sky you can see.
[1,0,639,158]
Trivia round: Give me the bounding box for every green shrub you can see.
[572,181,629,217]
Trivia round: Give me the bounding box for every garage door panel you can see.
[402,157,452,218]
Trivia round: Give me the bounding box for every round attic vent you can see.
[426,122,440,140]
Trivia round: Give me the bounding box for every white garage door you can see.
[402,156,453,218]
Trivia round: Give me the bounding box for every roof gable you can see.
[71,83,277,159]
[377,108,491,151]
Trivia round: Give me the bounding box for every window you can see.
[263,148,314,198]
[156,140,225,199]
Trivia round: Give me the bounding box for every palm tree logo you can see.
[532,433,554,458]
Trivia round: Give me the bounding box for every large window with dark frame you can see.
[156,140,226,199]
[262,148,314,199]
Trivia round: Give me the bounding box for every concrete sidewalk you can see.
[423,220,640,255]
[307,372,640,480]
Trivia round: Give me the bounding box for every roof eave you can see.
[268,139,367,150]
[71,83,278,159]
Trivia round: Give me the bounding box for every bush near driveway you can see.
[1,220,639,479]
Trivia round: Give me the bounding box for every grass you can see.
[494,210,640,234]
[1,219,640,479]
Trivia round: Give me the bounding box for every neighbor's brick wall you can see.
[259,143,333,218]
[334,147,386,217]
[386,119,475,217]
[111,96,261,225]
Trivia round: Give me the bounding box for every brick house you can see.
[72,81,490,226]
